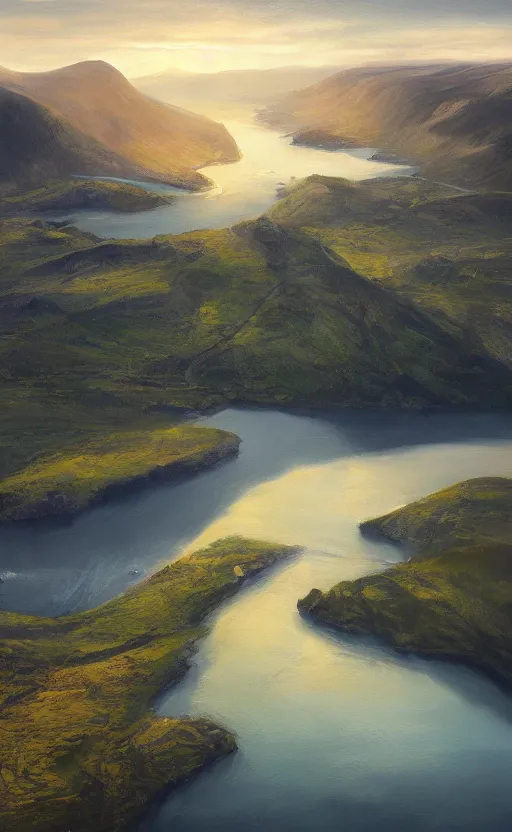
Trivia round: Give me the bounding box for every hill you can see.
[298,478,512,688]
[0,61,240,189]
[267,175,512,370]
[262,63,512,189]
[0,178,176,215]
[133,65,340,117]
[0,88,137,186]
[1,212,512,517]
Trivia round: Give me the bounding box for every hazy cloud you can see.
[1,0,511,75]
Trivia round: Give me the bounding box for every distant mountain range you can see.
[0,61,240,189]
[262,63,512,189]
[133,65,340,115]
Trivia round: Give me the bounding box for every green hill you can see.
[298,478,512,687]
[268,175,512,370]
[1,212,511,520]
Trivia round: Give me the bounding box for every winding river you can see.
[5,126,512,830]
[2,410,512,831]
[51,119,415,238]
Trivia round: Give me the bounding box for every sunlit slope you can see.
[0,61,240,188]
[263,63,512,189]
[268,175,512,369]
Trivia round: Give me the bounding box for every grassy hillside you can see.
[0,536,296,832]
[2,215,511,468]
[0,61,240,189]
[262,63,512,189]
[298,478,512,687]
[268,175,512,369]
[0,425,240,523]
[2,194,512,521]
[0,179,175,215]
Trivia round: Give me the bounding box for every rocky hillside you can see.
[262,63,512,189]
[0,61,240,189]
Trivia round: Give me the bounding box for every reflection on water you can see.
[1,409,511,617]
[49,120,414,238]
[3,409,512,830]
[141,413,512,832]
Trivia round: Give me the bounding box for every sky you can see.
[1,0,512,77]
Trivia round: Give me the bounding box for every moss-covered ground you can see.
[298,478,512,687]
[0,536,297,832]
[0,179,175,215]
[0,425,239,522]
[268,174,512,369]
[2,177,512,522]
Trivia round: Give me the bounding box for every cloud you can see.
[1,0,511,75]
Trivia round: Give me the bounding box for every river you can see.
[6,124,512,830]
[50,119,415,238]
[2,409,512,830]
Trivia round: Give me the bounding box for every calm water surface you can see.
[50,120,414,238]
[2,409,512,830]
[7,111,511,830]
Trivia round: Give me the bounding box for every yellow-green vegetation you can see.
[0,425,240,522]
[0,179,175,215]
[298,478,512,687]
[2,203,512,511]
[0,536,298,832]
[268,175,512,370]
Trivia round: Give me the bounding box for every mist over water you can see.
[52,120,413,239]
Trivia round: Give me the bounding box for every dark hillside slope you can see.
[0,61,240,189]
[0,88,136,185]
[263,63,512,189]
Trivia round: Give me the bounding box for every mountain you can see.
[133,65,340,117]
[262,63,512,189]
[0,61,240,189]
[0,88,136,186]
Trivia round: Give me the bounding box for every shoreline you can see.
[0,537,299,832]
[0,427,241,526]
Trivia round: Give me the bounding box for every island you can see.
[298,477,512,688]
[291,128,360,151]
[0,179,176,217]
[0,536,299,832]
